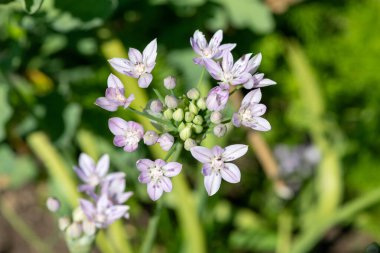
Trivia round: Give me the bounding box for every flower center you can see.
[202,48,213,58]
[149,165,163,181]
[135,63,145,75]
[211,157,225,171]
[96,213,107,224]
[88,175,100,187]
[223,72,233,83]
[124,130,140,145]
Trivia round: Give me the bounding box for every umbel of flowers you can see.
[95,30,276,200]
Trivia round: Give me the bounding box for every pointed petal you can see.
[136,159,154,171]
[138,171,151,184]
[143,39,157,65]
[96,154,109,177]
[79,153,95,175]
[221,163,241,183]
[222,52,233,71]
[251,103,267,117]
[160,176,172,192]
[190,146,213,163]
[256,78,277,87]
[246,53,262,73]
[80,199,95,219]
[204,59,222,80]
[74,166,89,182]
[108,117,127,135]
[128,48,142,64]
[147,182,163,201]
[223,144,248,161]
[209,30,223,48]
[123,142,138,152]
[232,113,241,127]
[108,58,132,75]
[113,135,127,147]
[204,172,222,196]
[241,88,262,106]
[247,117,271,131]
[138,73,153,88]
[162,162,182,177]
[107,74,124,89]
[95,97,118,111]
[123,94,135,108]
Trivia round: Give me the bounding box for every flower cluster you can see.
[95,30,275,200]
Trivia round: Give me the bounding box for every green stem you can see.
[229,86,243,96]
[139,143,183,253]
[128,107,176,131]
[291,187,380,253]
[0,199,53,253]
[196,68,205,89]
[276,210,292,253]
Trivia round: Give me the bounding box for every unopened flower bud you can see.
[189,102,199,115]
[196,98,207,110]
[185,112,195,122]
[144,130,159,145]
[210,111,222,124]
[163,109,173,120]
[164,76,176,90]
[157,133,174,151]
[59,217,71,231]
[187,88,200,100]
[46,197,60,212]
[150,100,163,113]
[193,115,203,125]
[213,124,227,137]
[165,95,178,109]
[73,207,85,222]
[173,108,184,122]
[82,220,96,236]
[184,139,197,151]
[179,126,192,141]
[193,124,203,134]
[67,222,82,239]
[178,122,186,131]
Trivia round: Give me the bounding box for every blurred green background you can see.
[1,0,380,252]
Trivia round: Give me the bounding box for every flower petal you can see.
[128,48,142,64]
[108,117,127,135]
[190,146,213,163]
[136,159,154,171]
[108,58,132,75]
[160,176,173,192]
[95,97,119,111]
[221,163,241,183]
[209,30,223,48]
[96,154,109,177]
[204,172,222,196]
[241,88,262,107]
[143,39,157,66]
[204,59,222,80]
[162,162,182,177]
[246,117,271,131]
[138,171,151,184]
[113,135,127,147]
[123,142,138,152]
[80,199,95,219]
[223,144,248,161]
[138,73,153,88]
[107,73,124,89]
[147,182,163,201]
[79,153,95,176]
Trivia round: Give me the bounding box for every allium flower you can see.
[206,86,229,111]
[108,39,157,88]
[190,30,236,65]
[108,118,144,152]
[74,153,110,192]
[204,52,252,89]
[164,76,176,90]
[143,130,159,145]
[136,159,182,200]
[232,89,271,131]
[80,194,129,228]
[157,133,174,151]
[190,144,248,196]
[95,74,135,112]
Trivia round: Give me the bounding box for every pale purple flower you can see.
[74,153,110,192]
[164,76,176,90]
[108,118,144,152]
[46,197,61,212]
[157,133,174,151]
[80,194,129,228]
[190,144,248,196]
[206,86,229,111]
[136,159,182,200]
[143,130,159,145]
[95,74,135,112]
[150,99,163,113]
[108,39,157,88]
[204,52,252,89]
[190,30,236,65]
[232,89,271,131]
[243,53,276,89]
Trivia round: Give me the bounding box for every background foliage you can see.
[0,0,380,252]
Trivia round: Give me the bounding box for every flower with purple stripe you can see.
[108,117,144,152]
[243,53,277,89]
[206,86,229,112]
[108,39,157,88]
[95,74,135,112]
[190,144,248,196]
[190,30,235,65]
[232,89,271,131]
[136,159,182,201]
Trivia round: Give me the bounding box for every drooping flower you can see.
[206,86,229,111]
[190,30,236,65]
[157,133,174,151]
[190,144,248,196]
[80,194,129,228]
[232,89,271,131]
[136,159,182,200]
[204,52,252,89]
[108,39,157,88]
[95,74,135,112]
[74,153,110,193]
[108,118,144,152]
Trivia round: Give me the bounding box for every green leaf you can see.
[0,84,12,142]
[23,0,44,14]
[215,0,275,34]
